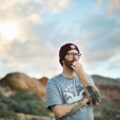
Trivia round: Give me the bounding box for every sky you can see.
[0,0,120,79]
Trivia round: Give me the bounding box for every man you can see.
[46,43,101,120]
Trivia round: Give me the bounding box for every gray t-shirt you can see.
[46,74,95,120]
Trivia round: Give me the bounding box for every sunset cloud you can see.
[0,0,119,78]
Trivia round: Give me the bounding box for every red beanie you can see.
[59,43,80,66]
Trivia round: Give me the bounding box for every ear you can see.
[62,60,64,66]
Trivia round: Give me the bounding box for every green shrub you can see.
[0,90,50,119]
[0,110,19,120]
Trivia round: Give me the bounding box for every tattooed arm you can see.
[51,97,89,118]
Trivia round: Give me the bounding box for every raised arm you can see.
[71,61,101,105]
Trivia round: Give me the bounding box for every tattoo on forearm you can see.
[67,101,84,115]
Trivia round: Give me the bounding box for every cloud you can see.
[0,0,119,78]
[45,0,70,14]
[107,54,120,77]
[109,54,120,64]
[80,14,119,50]
[68,10,119,75]
[26,13,42,24]
[0,37,58,77]
[0,0,71,44]
[0,0,70,17]
[0,0,71,77]
[97,0,120,16]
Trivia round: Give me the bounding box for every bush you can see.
[94,103,120,120]
[0,90,50,119]
[0,110,19,120]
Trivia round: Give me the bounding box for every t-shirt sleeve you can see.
[46,79,63,110]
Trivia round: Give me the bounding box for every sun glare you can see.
[0,21,19,41]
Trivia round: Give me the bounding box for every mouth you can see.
[70,59,77,64]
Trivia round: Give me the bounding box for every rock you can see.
[17,113,54,120]
[0,72,48,101]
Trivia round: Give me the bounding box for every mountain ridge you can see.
[0,72,119,120]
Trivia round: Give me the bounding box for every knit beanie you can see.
[59,43,80,66]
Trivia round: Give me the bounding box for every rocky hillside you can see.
[0,72,48,101]
[92,75,120,120]
[0,73,119,120]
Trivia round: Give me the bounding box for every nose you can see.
[73,57,78,61]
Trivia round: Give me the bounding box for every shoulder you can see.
[47,74,62,85]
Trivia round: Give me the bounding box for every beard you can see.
[64,59,75,70]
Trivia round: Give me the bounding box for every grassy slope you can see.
[0,74,120,120]
[92,75,120,120]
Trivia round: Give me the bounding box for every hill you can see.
[0,72,48,101]
[0,73,119,120]
[92,75,120,120]
[92,74,120,86]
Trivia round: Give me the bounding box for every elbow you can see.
[52,106,66,118]
[54,110,65,118]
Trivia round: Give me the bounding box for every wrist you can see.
[80,98,89,105]
[70,98,89,115]
[70,100,84,114]
[78,74,90,86]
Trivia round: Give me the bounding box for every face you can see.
[63,49,81,69]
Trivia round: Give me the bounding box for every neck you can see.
[62,66,75,79]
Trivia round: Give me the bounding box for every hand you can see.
[71,61,90,86]
[80,97,90,106]
[71,61,85,75]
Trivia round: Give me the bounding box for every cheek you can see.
[65,56,79,62]
[64,57,74,63]
[74,57,79,61]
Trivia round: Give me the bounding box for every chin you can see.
[68,64,73,70]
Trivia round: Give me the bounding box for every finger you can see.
[72,61,79,68]
[71,64,75,69]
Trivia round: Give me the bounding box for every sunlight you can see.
[0,21,19,41]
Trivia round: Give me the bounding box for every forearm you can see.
[77,71,90,87]
[51,98,89,118]
[52,102,82,118]
[77,73,101,105]
[67,99,87,115]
